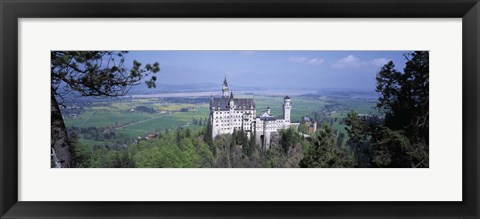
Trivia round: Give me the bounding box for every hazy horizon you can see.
[118,50,411,92]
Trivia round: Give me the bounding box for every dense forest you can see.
[71,124,355,168]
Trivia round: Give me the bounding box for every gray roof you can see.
[211,97,255,111]
[260,117,277,121]
[258,111,276,121]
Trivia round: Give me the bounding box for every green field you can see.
[64,95,377,148]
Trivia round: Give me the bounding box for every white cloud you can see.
[308,58,325,65]
[332,55,366,68]
[332,55,391,69]
[289,56,324,65]
[372,58,391,67]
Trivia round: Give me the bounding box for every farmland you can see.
[63,91,378,148]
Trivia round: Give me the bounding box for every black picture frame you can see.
[1,0,479,218]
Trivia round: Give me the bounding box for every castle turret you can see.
[222,76,229,97]
[283,96,291,123]
[267,106,271,115]
[229,92,235,109]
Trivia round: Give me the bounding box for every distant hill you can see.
[316,88,379,99]
[128,82,218,94]
[127,83,262,95]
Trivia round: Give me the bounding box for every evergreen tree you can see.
[203,116,214,147]
[247,132,257,157]
[300,124,355,168]
[344,111,372,167]
[280,127,300,156]
[375,51,429,167]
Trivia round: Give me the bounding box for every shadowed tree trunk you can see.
[51,90,72,168]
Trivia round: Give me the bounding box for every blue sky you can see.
[123,51,410,91]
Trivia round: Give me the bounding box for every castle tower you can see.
[266,106,271,115]
[222,76,229,97]
[283,95,291,123]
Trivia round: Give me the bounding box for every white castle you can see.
[210,77,299,148]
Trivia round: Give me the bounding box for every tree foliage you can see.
[376,51,429,144]
[345,51,429,168]
[344,111,372,167]
[370,126,415,167]
[300,124,356,168]
[374,51,429,167]
[280,127,301,156]
[51,51,160,99]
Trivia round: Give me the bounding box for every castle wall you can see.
[211,109,256,138]
[254,118,295,149]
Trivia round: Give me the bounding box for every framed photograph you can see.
[1,0,479,218]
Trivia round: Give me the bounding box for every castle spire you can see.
[230,91,234,99]
[223,75,228,87]
[222,76,230,98]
